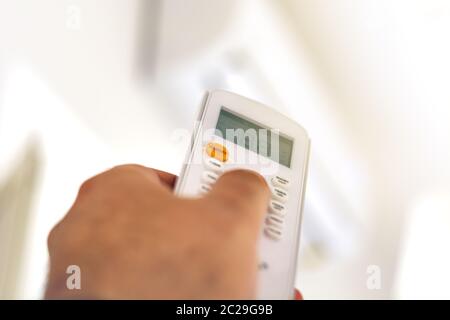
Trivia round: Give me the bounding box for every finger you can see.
[112,165,177,188]
[294,289,303,300]
[207,169,270,227]
[110,164,160,182]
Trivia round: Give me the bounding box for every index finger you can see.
[110,165,177,189]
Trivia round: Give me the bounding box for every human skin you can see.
[45,164,275,299]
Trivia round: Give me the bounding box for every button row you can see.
[263,176,290,241]
[200,153,223,193]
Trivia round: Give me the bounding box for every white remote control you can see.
[175,90,310,299]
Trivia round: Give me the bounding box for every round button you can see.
[271,186,289,203]
[264,226,282,241]
[202,171,219,184]
[204,157,224,173]
[271,175,290,190]
[269,200,286,217]
[205,142,228,162]
[199,184,212,194]
[266,214,284,228]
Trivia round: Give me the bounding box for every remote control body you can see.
[175,90,310,299]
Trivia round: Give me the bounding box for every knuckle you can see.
[110,164,143,175]
[215,212,253,240]
[78,177,98,197]
[78,165,137,197]
[47,223,61,249]
[110,164,132,173]
[196,199,250,236]
[217,198,255,228]
[216,192,249,214]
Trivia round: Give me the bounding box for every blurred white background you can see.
[0,0,449,299]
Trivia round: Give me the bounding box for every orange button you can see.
[205,142,228,162]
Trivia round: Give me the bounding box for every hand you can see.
[45,165,271,299]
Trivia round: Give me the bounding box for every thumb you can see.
[207,169,271,228]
